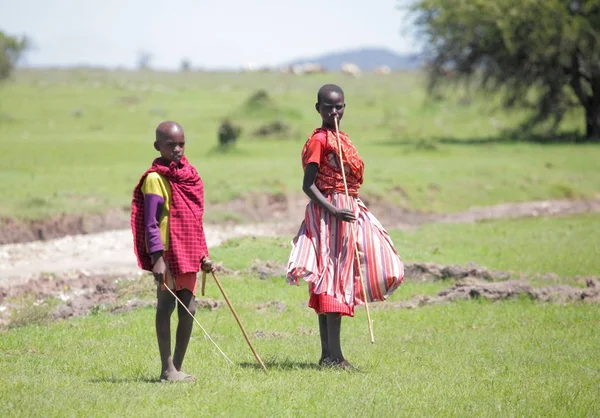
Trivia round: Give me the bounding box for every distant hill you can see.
[285,47,424,71]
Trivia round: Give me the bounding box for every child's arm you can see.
[141,174,168,283]
[302,163,356,222]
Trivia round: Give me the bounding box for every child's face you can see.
[155,134,185,163]
[316,91,345,127]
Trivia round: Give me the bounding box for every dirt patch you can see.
[2,263,598,329]
[212,193,306,225]
[0,224,290,284]
[0,258,292,328]
[387,278,600,309]
[253,330,288,339]
[0,272,140,327]
[2,195,600,246]
[256,301,286,313]
[250,260,287,280]
[109,299,155,314]
[0,271,222,329]
[434,199,600,224]
[296,327,317,336]
[405,262,510,282]
[0,208,130,245]
[0,271,128,305]
[197,299,222,311]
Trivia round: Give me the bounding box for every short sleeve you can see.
[141,172,167,198]
[302,134,325,167]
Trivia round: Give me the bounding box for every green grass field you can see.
[2,299,598,417]
[2,213,600,416]
[1,69,600,417]
[1,70,599,219]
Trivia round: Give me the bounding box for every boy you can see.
[131,121,214,382]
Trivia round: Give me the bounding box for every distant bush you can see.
[218,119,241,148]
[0,31,29,81]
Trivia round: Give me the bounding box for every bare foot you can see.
[319,357,333,367]
[160,369,196,382]
[324,358,357,371]
[335,360,356,371]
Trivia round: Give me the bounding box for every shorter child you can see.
[131,121,214,382]
[287,85,405,369]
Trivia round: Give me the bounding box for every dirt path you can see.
[0,223,294,286]
[1,197,599,284]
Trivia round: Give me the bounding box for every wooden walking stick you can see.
[162,276,234,365]
[210,270,268,373]
[333,116,375,344]
[201,272,207,296]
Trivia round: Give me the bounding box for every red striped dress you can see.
[286,128,404,316]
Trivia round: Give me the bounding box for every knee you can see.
[186,303,196,317]
[177,290,196,316]
[183,299,196,315]
[179,299,196,317]
[157,294,175,315]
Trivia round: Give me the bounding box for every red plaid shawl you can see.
[131,156,208,275]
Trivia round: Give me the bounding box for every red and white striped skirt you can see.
[286,193,404,316]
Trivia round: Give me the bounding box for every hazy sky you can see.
[0,0,417,70]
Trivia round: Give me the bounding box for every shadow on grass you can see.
[375,130,598,147]
[240,360,364,373]
[239,360,321,371]
[90,376,160,384]
[437,130,592,145]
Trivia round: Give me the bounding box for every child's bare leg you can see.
[173,289,195,374]
[156,287,177,379]
[318,314,330,365]
[325,313,354,370]
[326,313,344,361]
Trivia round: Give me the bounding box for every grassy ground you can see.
[2,214,599,416]
[1,297,598,417]
[1,70,599,219]
[2,69,600,417]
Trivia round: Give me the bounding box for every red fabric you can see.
[160,271,198,296]
[303,136,322,166]
[131,156,209,276]
[301,128,364,196]
[308,292,354,317]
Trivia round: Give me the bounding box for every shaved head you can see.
[154,121,186,162]
[317,84,344,104]
[156,121,185,143]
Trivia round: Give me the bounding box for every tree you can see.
[410,0,600,141]
[180,58,191,72]
[0,31,28,81]
[137,51,152,70]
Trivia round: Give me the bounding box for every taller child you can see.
[287,85,405,369]
[131,121,214,382]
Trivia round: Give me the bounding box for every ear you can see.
[153,141,160,151]
[315,102,320,113]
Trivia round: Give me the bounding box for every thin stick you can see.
[201,272,207,296]
[210,271,268,373]
[333,117,375,344]
[162,281,234,365]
